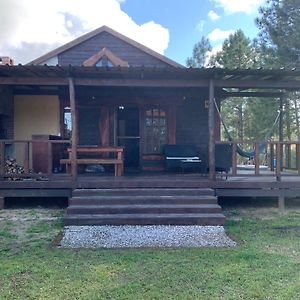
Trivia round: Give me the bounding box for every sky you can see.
[0,0,266,65]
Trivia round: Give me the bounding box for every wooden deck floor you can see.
[1,170,300,196]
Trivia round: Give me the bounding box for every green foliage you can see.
[212,29,258,68]
[186,37,212,67]
[256,0,300,68]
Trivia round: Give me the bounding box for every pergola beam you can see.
[2,76,300,90]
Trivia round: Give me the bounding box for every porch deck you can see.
[1,171,300,195]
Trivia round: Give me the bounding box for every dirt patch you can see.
[0,208,64,247]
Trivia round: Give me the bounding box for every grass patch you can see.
[1,204,300,299]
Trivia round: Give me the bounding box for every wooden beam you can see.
[0,77,209,87]
[0,77,68,85]
[279,96,284,171]
[215,79,300,90]
[276,143,281,181]
[297,143,300,175]
[208,80,215,180]
[69,77,78,185]
[100,106,110,147]
[220,91,285,98]
[23,142,29,174]
[254,143,260,175]
[231,143,237,176]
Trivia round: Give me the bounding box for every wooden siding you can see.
[78,107,100,145]
[58,31,171,67]
[176,98,208,163]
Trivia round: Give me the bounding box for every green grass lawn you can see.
[1,200,300,300]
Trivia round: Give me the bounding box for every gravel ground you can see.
[60,225,236,248]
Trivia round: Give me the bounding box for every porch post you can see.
[69,77,78,185]
[279,96,284,173]
[208,79,216,180]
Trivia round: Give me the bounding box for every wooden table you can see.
[60,146,124,176]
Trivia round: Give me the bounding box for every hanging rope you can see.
[214,98,281,159]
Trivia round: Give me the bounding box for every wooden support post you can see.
[279,96,284,171]
[276,142,281,181]
[232,143,237,176]
[208,80,215,180]
[69,77,78,185]
[297,143,300,175]
[0,197,4,209]
[100,106,110,147]
[254,142,260,175]
[47,141,52,176]
[0,141,5,180]
[278,195,285,212]
[23,142,29,174]
[270,143,274,171]
[286,144,291,169]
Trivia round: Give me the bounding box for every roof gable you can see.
[29,26,183,68]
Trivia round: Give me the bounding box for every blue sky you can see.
[0,0,266,65]
[121,0,265,65]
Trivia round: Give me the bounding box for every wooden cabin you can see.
[1,26,300,225]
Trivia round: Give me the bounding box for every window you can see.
[144,108,167,154]
[95,56,114,67]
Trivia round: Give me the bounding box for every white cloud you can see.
[208,10,220,21]
[212,0,264,14]
[0,0,169,63]
[195,20,205,32]
[208,28,235,42]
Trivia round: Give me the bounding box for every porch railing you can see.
[216,140,300,178]
[0,139,71,180]
[1,139,300,181]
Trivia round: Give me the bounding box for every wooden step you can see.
[69,195,218,205]
[66,204,222,215]
[72,188,214,197]
[64,213,226,226]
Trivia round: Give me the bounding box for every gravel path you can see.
[60,225,236,248]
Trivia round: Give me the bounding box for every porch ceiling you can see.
[1,65,300,91]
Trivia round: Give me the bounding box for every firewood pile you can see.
[5,158,26,181]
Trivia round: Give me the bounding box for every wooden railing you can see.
[0,139,71,180]
[216,140,300,179]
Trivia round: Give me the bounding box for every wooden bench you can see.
[60,146,124,176]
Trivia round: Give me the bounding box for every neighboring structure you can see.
[0,56,14,66]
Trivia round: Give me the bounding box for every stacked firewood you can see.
[5,158,25,181]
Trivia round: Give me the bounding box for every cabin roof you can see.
[1,65,300,90]
[28,26,183,68]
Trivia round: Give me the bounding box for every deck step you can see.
[64,213,226,226]
[72,188,214,197]
[64,188,225,226]
[66,204,222,214]
[69,195,218,205]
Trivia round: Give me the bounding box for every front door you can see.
[116,106,140,169]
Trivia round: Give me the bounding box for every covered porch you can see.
[1,65,300,214]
